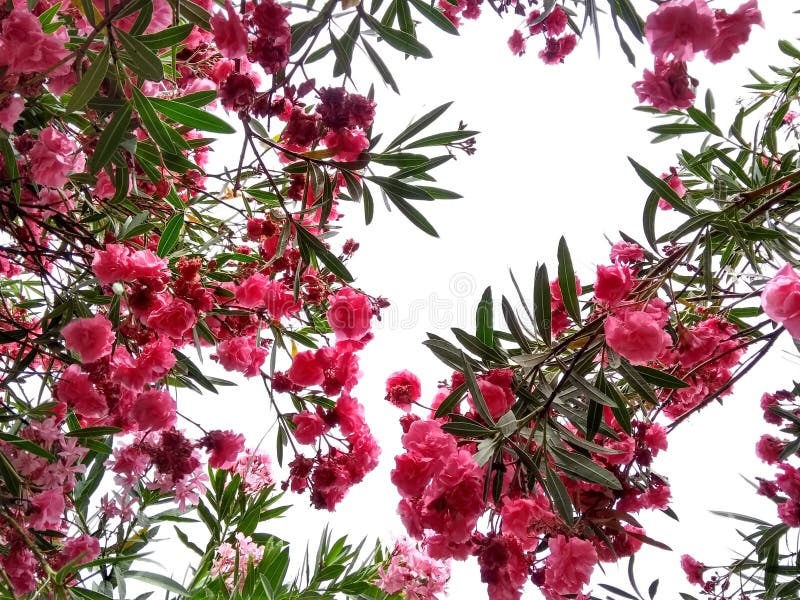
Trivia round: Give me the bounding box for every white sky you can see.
[164,2,800,598]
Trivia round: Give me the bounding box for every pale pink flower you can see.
[604,309,671,365]
[29,487,66,530]
[0,9,71,76]
[377,538,450,600]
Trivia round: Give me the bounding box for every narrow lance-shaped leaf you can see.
[89,102,133,174]
[66,46,109,114]
[628,157,696,215]
[501,296,532,353]
[295,224,354,282]
[384,102,452,151]
[557,236,581,324]
[533,263,552,345]
[157,213,184,257]
[149,97,235,134]
[460,351,495,425]
[385,192,439,237]
[115,28,165,81]
[476,286,493,347]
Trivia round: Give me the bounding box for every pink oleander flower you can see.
[594,263,634,305]
[322,128,369,162]
[386,370,422,411]
[539,34,577,65]
[659,171,687,209]
[377,538,450,600]
[645,0,717,61]
[61,314,115,363]
[229,449,274,493]
[264,280,301,319]
[211,532,264,590]
[53,534,101,571]
[610,241,645,264]
[680,554,705,586]
[287,350,324,387]
[476,534,529,600]
[705,0,763,64]
[633,59,695,113]
[755,434,785,464]
[508,30,526,56]
[292,411,327,444]
[0,9,72,76]
[761,264,800,337]
[327,288,373,341]
[214,336,267,377]
[211,0,249,59]
[29,487,66,530]
[144,297,197,339]
[235,272,270,308]
[604,309,671,365]
[56,365,107,418]
[199,430,245,469]
[0,96,24,131]
[29,126,85,188]
[544,535,597,596]
[132,389,177,431]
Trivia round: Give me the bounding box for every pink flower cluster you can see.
[634,0,763,112]
[377,538,451,599]
[761,263,800,338]
[507,6,577,65]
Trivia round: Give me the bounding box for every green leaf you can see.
[476,286,493,347]
[557,237,581,324]
[407,0,458,33]
[405,130,478,149]
[295,224,354,281]
[434,382,467,418]
[617,358,659,405]
[70,587,114,600]
[65,426,122,438]
[543,463,574,526]
[0,433,56,461]
[501,295,532,353]
[131,86,176,153]
[149,97,235,134]
[362,13,432,58]
[551,445,622,489]
[778,39,800,60]
[629,157,696,215]
[362,38,399,93]
[115,28,164,81]
[157,213,184,257]
[686,106,722,136]
[633,366,689,389]
[66,46,109,114]
[441,414,493,438]
[0,137,20,202]
[385,102,452,151]
[366,175,434,200]
[89,103,133,174]
[332,17,360,77]
[568,373,617,407]
[643,191,659,251]
[460,351,494,425]
[385,193,439,236]
[362,183,375,224]
[596,369,631,435]
[533,263,552,345]
[138,23,195,50]
[127,571,188,596]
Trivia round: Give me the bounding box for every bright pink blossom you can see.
[594,263,634,305]
[211,0,249,59]
[645,0,717,61]
[199,430,245,469]
[761,264,800,337]
[287,350,324,387]
[508,30,526,56]
[145,297,197,339]
[61,314,115,363]
[292,411,327,444]
[604,309,671,364]
[215,336,267,377]
[385,370,422,411]
[539,34,577,64]
[132,389,177,430]
[327,288,373,341]
[544,535,597,596]
[610,241,644,264]
[54,535,101,570]
[236,272,270,308]
[633,59,695,113]
[264,280,301,319]
[705,0,763,63]
[0,9,71,76]
[680,554,705,586]
[377,538,450,600]
[29,126,85,188]
[0,97,24,131]
[56,365,107,418]
[322,128,370,162]
[29,487,65,530]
